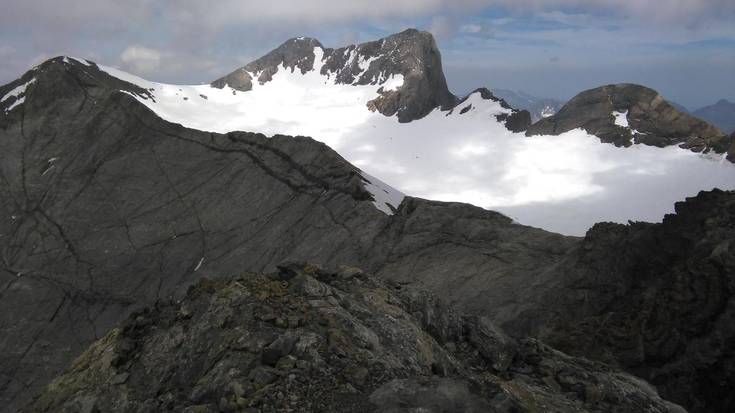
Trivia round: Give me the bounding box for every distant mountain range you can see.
[491,88,565,122]
[693,99,735,134]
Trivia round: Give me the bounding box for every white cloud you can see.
[460,24,483,33]
[120,45,162,74]
[162,0,735,28]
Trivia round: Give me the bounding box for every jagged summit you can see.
[212,29,457,122]
[527,83,734,158]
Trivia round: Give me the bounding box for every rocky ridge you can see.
[26,263,683,413]
[526,83,734,160]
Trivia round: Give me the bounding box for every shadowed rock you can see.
[24,264,683,413]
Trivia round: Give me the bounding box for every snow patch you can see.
[360,171,405,214]
[194,257,204,272]
[613,110,629,128]
[69,56,92,66]
[541,105,555,118]
[5,97,25,113]
[2,78,36,103]
[382,75,404,92]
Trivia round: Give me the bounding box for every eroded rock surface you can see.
[25,264,682,413]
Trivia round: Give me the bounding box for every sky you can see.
[1,0,734,109]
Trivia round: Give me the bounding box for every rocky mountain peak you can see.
[526,83,732,158]
[211,29,457,122]
[693,98,735,136]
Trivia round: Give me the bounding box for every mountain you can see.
[65,39,735,236]
[693,99,735,135]
[526,84,734,159]
[0,54,570,411]
[492,89,565,122]
[26,264,683,413]
[668,101,690,114]
[2,31,735,412]
[212,29,457,123]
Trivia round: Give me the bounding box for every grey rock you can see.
[368,378,492,413]
[466,316,516,372]
[24,265,680,413]
[501,189,735,412]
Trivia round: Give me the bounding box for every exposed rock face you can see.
[526,83,732,157]
[25,264,683,413]
[211,29,457,122]
[501,189,735,412]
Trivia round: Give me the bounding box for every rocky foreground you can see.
[26,263,684,413]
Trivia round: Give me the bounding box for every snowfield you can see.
[89,51,735,236]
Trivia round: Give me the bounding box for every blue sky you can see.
[1,0,733,109]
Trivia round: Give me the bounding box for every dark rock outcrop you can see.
[526,83,732,157]
[25,264,682,413]
[211,29,457,123]
[500,189,735,412]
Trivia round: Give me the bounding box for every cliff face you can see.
[526,83,732,158]
[508,189,735,412]
[25,264,682,413]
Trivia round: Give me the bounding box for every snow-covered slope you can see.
[90,56,735,236]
